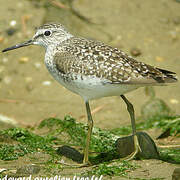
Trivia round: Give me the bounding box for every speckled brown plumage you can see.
[54,37,177,84]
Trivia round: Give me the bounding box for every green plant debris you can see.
[82,161,137,177]
[0,144,27,160]
[159,148,180,163]
[0,115,179,177]
[111,115,180,136]
[0,127,57,161]
[39,116,87,147]
[0,116,118,163]
[39,116,117,153]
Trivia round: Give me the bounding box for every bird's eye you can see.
[44,30,51,36]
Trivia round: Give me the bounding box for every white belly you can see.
[48,69,139,101]
[68,76,140,100]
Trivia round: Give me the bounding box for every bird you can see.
[2,22,177,166]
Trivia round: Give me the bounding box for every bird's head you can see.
[2,22,73,52]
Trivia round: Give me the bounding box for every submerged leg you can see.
[120,95,141,160]
[83,101,94,164]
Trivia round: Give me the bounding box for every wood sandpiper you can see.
[2,22,178,166]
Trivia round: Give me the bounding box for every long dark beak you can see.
[2,39,33,53]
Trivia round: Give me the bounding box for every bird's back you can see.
[53,37,177,85]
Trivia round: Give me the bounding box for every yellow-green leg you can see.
[58,101,93,167]
[83,101,93,165]
[120,95,141,160]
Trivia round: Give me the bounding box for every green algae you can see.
[0,127,57,161]
[0,115,179,178]
[111,115,180,136]
[82,161,137,177]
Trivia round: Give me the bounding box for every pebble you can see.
[0,114,17,126]
[34,62,41,69]
[4,76,12,84]
[16,164,40,175]
[141,98,171,121]
[19,57,29,63]
[155,56,164,62]
[2,57,8,63]
[25,77,33,83]
[9,20,17,27]
[116,131,159,159]
[130,48,141,57]
[42,81,51,86]
[0,36,4,43]
[6,28,17,36]
[170,99,179,104]
[57,145,83,163]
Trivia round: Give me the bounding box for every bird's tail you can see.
[156,68,178,83]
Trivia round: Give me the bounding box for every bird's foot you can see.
[120,134,141,161]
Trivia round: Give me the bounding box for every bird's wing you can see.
[54,37,177,85]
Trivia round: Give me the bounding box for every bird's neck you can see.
[57,33,74,46]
